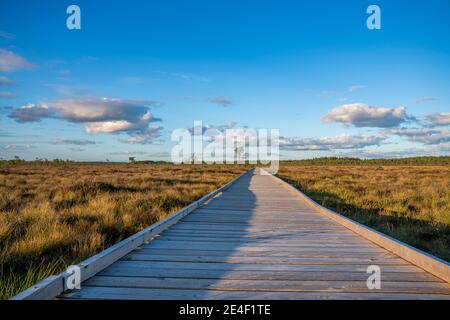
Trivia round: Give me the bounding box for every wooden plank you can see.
[122,252,409,265]
[83,276,450,294]
[152,236,375,247]
[144,241,385,252]
[98,265,441,282]
[62,286,450,300]
[134,248,400,259]
[170,222,348,232]
[163,229,362,239]
[101,260,425,273]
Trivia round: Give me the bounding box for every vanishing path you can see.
[59,169,450,300]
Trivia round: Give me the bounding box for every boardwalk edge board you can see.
[267,169,450,283]
[10,169,255,300]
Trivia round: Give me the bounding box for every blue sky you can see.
[0,0,449,161]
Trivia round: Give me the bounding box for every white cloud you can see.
[427,113,450,126]
[385,128,450,145]
[279,134,386,151]
[188,121,237,135]
[0,49,34,72]
[118,125,163,144]
[9,98,163,144]
[9,103,53,122]
[322,103,410,128]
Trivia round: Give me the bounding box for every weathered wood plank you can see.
[144,241,386,252]
[132,247,400,259]
[63,286,450,300]
[122,252,409,265]
[101,260,425,273]
[84,276,450,294]
[98,265,441,282]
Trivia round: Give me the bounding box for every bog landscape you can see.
[1,158,449,299]
[0,1,449,301]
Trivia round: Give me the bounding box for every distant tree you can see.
[128,156,136,163]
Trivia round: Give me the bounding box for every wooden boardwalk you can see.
[58,169,450,300]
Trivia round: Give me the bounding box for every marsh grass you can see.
[0,162,247,299]
[278,164,450,261]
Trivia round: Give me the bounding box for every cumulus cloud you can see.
[279,134,386,151]
[52,139,97,146]
[188,121,237,135]
[0,76,13,85]
[207,97,232,107]
[385,128,450,145]
[118,125,163,144]
[185,122,262,146]
[9,98,163,144]
[426,113,450,126]
[322,103,410,128]
[10,103,54,122]
[0,49,34,72]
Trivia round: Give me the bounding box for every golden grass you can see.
[0,162,247,299]
[278,165,450,262]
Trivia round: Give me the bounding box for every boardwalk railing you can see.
[11,169,254,300]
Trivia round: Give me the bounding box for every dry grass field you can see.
[0,162,247,299]
[278,163,450,262]
[1,158,449,299]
